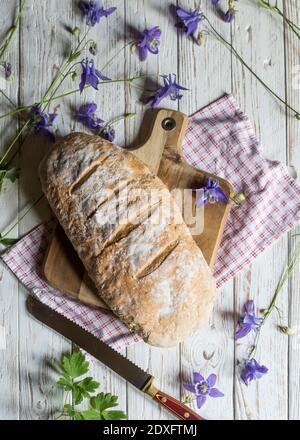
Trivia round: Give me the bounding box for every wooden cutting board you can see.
[43,109,234,309]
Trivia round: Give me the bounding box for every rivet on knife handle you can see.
[143,380,204,421]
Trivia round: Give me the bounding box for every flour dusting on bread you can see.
[39,133,216,347]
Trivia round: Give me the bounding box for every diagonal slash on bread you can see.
[39,133,216,347]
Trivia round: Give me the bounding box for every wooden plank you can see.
[0,0,296,421]
[124,0,180,420]
[178,0,234,420]
[0,0,21,420]
[17,0,73,420]
[232,0,288,420]
[284,0,300,421]
[74,0,128,416]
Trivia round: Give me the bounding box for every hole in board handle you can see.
[162,117,176,132]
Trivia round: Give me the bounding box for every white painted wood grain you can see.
[76,0,128,415]
[124,0,180,421]
[178,0,234,421]
[232,0,289,420]
[17,0,73,420]
[0,0,21,421]
[284,0,300,422]
[0,0,299,421]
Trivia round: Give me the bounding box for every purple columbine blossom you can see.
[77,102,104,132]
[79,58,111,93]
[184,373,224,409]
[241,359,268,386]
[235,300,263,340]
[30,106,58,141]
[80,1,117,27]
[196,178,229,208]
[175,7,204,37]
[137,26,161,61]
[148,74,188,108]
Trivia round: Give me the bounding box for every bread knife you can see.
[27,296,204,421]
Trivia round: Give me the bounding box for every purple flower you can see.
[101,126,115,143]
[137,26,161,61]
[196,178,229,208]
[211,0,220,4]
[79,58,111,93]
[235,300,263,340]
[175,7,204,37]
[77,103,104,132]
[184,373,224,409]
[148,74,188,108]
[225,9,234,22]
[80,1,116,27]
[30,106,57,141]
[0,62,12,79]
[241,359,268,386]
[4,62,12,79]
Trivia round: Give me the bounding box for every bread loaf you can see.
[39,133,216,347]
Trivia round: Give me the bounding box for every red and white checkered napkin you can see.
[1,220,141,350]
[1,94,300,349]
[183,94,300,287]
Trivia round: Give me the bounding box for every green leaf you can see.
[63,404,76,418]
[68,50,81,62]
[0,167,20,192]
[5,167,19,183]
[57,373,73,391]
[0,235,19,246]
[62,351,89,379]
[56,351,126,421]
[90,393,119,413]
[80,409,103,421]
[73,377,100,405]
[63,404,84,420]
[80,393,127,420]
[102,410,127,420]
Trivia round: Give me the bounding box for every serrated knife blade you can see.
[27,297,203,421]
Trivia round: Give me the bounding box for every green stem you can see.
[0,29,91,166]
[0,75,157,121]
[97,113,136,136]
[0,121,30,167]
[204,17,300,118]
[42,62,81,112]
[0,89,18,109]
[101,40,135,72]
[249,241,300,359]
[274,6,300,39]
[258,1,300,38]
[0,0,28,61]
[1,77,147,168]
[0,194,44,240]
[55,392,71,420]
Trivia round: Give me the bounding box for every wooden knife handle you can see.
[153,390,204,421]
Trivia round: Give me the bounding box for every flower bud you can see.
[197,31,207,46]
[280,326,296,336]
[232,193,247,208]
[71,72,78,82]
[72,27,81,38]
[89,42,98,56]
[130,43,137,54]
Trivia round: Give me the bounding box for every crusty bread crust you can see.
[39,133,216,347]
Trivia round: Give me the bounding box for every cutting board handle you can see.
[133,109,189,174]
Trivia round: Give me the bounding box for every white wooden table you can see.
[0,0,299,420]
